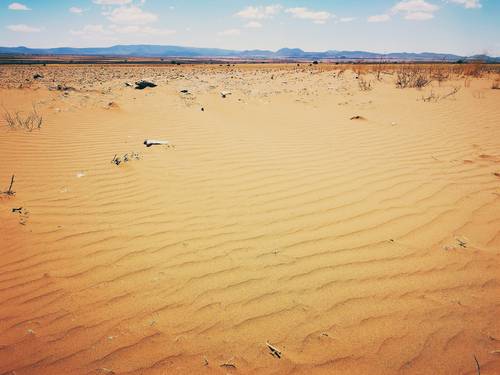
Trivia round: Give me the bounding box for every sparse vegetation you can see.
[2,174,15,196]
[2,104,42,131]
[396,66,430,89]
[420,87,460,102]
[358,76,372,91]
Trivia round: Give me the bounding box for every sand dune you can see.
[1,64,500,374]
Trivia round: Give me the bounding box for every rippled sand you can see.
[1,64,500,375]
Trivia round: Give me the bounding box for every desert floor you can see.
[0,64,499,375]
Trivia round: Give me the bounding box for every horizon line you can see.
[1,44,499,59]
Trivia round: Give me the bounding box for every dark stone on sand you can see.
[135,81,157,90]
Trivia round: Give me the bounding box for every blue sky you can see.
[0,0,499,55]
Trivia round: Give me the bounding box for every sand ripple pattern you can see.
[1,65,500,374]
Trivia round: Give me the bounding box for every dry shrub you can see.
[396,66,430,89]
[463,62,484,78]
[430,67,450,84]
[420,87,460,102]
[492,79,500,90]
[358,76,372,91]
[3,105,43,131]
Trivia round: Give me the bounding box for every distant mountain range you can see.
[0,45,499,62]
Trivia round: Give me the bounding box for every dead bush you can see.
[358,76,372,91]
[2,105,42,131]
[396,67,430,89]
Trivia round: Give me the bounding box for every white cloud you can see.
[69,7,84,14]
[392,0,439,13]
[8,2,30,10]
[367,14,391,22]
[107,6,158,24]
[339,17,356,23]
[6,24,41,32]
[218,29,241,36]
[391,0,439,21]
[236,5,282,19]
[245,21,263,28]
[446,0,481,9]
[93,0,132,4]
[285,7,333,24]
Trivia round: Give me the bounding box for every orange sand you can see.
[1,64,500,375]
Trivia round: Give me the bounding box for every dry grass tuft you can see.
[2,104,43,131]
[358,76,372,91]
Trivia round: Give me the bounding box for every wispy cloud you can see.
[106,6,158,24]
[8,2,30,11]
[235,5,282,19]
[404,11,435,19]
[69,7,84,14]
[391,0,439,20]
[339,17,356,23]
[285,7,333,24]
[6,24,41,32]
[245,21,263,28]
[392,0,439,13]
[93,0,132,5]
[218,28,241,36]
[70,24,105,36]
[110,25,175,35]
[71,24,175,37]
[446,0,481,9]
[367,14,391,22]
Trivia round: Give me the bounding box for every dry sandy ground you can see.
[0,64,500,375]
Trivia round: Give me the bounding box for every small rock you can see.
[350,115,366,120]
[135,81,157,90]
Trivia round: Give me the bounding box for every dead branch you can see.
[266,341,282,359]
[3,175,15,196]
[473,355,480,375]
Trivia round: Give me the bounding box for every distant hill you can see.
[0,45,498,62]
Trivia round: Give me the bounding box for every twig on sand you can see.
[220,358,237,369]
[98,368,115,374]
[440,87,460,100]
[2,175,15,196]
[473,354,480,375]
[144,139,169,147]
[266,341,282,359]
